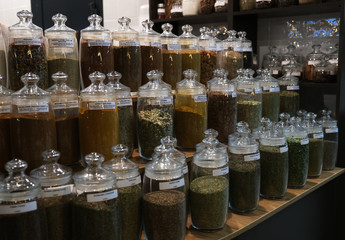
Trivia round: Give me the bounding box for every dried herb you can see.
[143,190,186,240]
[141,46,163,85]
[190,176,229,231]
[256,0,273,8]
[181,51,201,82]
[162,50,182,89]
[223,50,243,79]
[240,0,256,10]
[143,176,185,193]
[323,140,338,170]
[262,91,280,122]
[118,106,134,156]
[308,138,324,177]
[200,50,217,85]
[260,145,289,199]
[242,51,253,69]
[0,118,11,173]
[304,64,315,81]
[48,58,80,90]
[208,92,237,143]
[200,0,216,14]
[280,90,299,116]
[0,50,7,86]
[237,100,262,130]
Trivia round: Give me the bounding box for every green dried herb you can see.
[323,140,337,170]
[48,58,80,90]
[118,106,134,156]
[200,50,217,85]
[237,100,262,130]
[280,90,300,116]
[262,91,280,122]
[308,138,324,177]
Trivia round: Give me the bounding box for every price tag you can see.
[49,38,74,48]
[117,175,141,188]
[292,72,301,77]
[308,60,320,65]
[280,146,288,153]
[116,98,133,107]
[183,166,188,174]
[300,138,309,145]
[89,102,116,110]
[244,153,260,161]
[281,60,290,66]
[151,42,162,47]
[329,59,338,64]
[0,105,11,114]
[87,190,118,203]
[213,166,229,176]
[53,100,79,110]
[88,40,111,47]
[313,133,324,139]
[242,47,252,52]
[204,46,217,51]
[215,0,225,6]
[167,44,181,51]
[0,201,37,214]
[14,38,41,46]
[151,97,172,105]
[244,88,253,93]
[255,88,262,94]
[325,128,338,133]
[18,104,49,113]
[269,87,280,92]
[286,85,299,91]
[272,70,279,75]
[119,41,139,47]
[263,86,270,91]
[216,46,224,51]
[193,94,207,103]
[159,178,185,190]
[42,184,74,198]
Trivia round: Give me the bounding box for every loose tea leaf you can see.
[280,90,300,116]
[237,100,262,130]
[48,58,80,90]
[200,50,217,85]
[118,106,134,156]
[308,138,324,177]
[323,140,337,170]
[262,91,280,122]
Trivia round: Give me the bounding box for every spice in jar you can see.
[323,140,338,170]
[308,137,324,177]
[280,90,299,116]
[262,91,280,122]
[223,51,243,80]
[162,50,182,89]
[237,100,262,130]
[181,51,201,81]
[200,50,217,85]
[200,0,216,14]
[48,59,80,90]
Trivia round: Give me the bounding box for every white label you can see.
[18,104,49,113]
[313,133,324,139]
[159,178,185,190]
[167,44,181,51]
[151,42,162,47]
[234,47,243,52]
[189,45,200,50]
[308,60,320,65]
[256,0,271,2]
[0,201,37,214]
[116,98,132,107]
[213,166,229,176]
[255,88,262,94]
[204,46,217,51]
[89,102,116,110]
[280,146,288,153]
[242,47,252,52]
[215,0,225,7]
[272,70,279,75]
[151,97,172,105]
[300,138,309,145]
[193,94,207,103]
[216,46,224,51]
[244,88,253,93]
[88,40,111,47]
[53,100,79,110]
[281,60,290,66]
[87,190,118,203]
[263,86,270,91]
[119,41,139,47]
[14,38,41,46]
[244,153,260,161]
[292,71,301,77]
[117,175,141,188]
[183,166,188,174]
[286,85,300,91]
[232,92,237,98]
[270,87,280,92]
[42,184,74,198]
[0,105,11,114]
[329,59,338,64]
[49,38,74,48]
[157,8,165,13]
[325,128,338,133]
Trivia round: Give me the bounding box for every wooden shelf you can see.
[152,12,228,25]
[299,81,338,88]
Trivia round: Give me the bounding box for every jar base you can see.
[191,224,225,232]
[260,193,285,200]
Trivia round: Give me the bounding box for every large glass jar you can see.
[317,110,338,170]
[199,27,217,85]
[262,46,279,69]
[314,60,336,83]
[304,44,325,82]
[79,71,119,162]
[238,31,253,69]
[208,69,237,143]
[190,137,229,231]
[236,69,262,130]
[179,25,201,82]
[228,122,260,212]
[45,14,80,90]
[255,0,273,8]
[160,23,182,90]
[10,73,57,172]
[0,159,46,240]
[175,69,207,149]
[8,10,48,91]
[240,0,256,10]
[278,70,300,116]
[107,71,134,156]
[73,153,120,240]
[46,72,80,166]
[0,28,7,87]
[137,70,173,159]
[80,14,113,88]
[103,145,142,240]
[30,149,75,240]
[140,20,163,85]
[112,17,142,92]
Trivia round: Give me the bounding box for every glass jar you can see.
[140,20,163,85]
[175,70,207,149]
[209,29,224,69]
[107,71,134,156]
[112,17,142,92]
[171,0,184,18]
[80,14,113,88]
[8,10,48,91]
[10,73,57,172]
[160,23,182,90]
[262,46,280,67]
[0,159,46,240]
[196,129,228,153]
[0,28,7,87]
[317,110,338,170]
[199,27,217,85]
[228,122,260,212]
[45,14,80,90]
[157,3,166,19]
[79,71,119,162]
[280,45,295,67]
[182,0,200,16]
[298,0,318,4]
[207,68,221,89]
[137,70,173,159]
[239,0,255,10]
[305,44,325,82]
[278,70,300,116]
[301,112,324,178]
[255,0,273,8]
[236,69,262,130]
[314,60,336,83]
[46,72,80,166]
[259,69,280,122]
[179,25,201,82]
[208,69,237,143]
[190,137,229,231]
[327,44,338,76]
[200,0,215,14]
[30,149,75,240]
[276,0,297,7]
[259,125,289,199]
[103,145,142,240]
[238,31,253,69]
[73,153,120,240]
[215,0,228,12]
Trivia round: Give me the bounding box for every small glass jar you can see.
[0,28,7,87]
[0,159,46,240]
[171,0,183,18]
[238,31,253,69]
[103,145,142,240]
[255,0,273,9]
[228,122,260,212]
[175,70,207,149]
[215,0,228,12]
[305,44,325,82]
[30,149,75,240]
[314,60,336,83]
[200,0,216,14]
[278,70,300,116]
[317,110,338,170]
[73,153,120,240]
[282,60,303,80]
[46,72,80,166]
[280,45,296,67]
[199,27,217,85]
[11,73,57,172]
[157,3,166,19]
[240,0,255,10]
[196,129,228,153]
[182,0,200,16]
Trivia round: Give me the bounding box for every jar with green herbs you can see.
[0,28,7,87]
[8,10,48,91]
[278,70,300,116]
[137,70,173,160]
[73,153,120,240]
[228,122,260,212]
[103,145,142,240]
[175,70,207,149]
[30,150,75,240]
[222,30,243,80]
[199,27,217,85]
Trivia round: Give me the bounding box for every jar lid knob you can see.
[306,112,317,120]
[161,136,177,147]
[42,149,60,163]
[17,10,33,22]
[279,112,290,121]
[52,13,67,26]
[89,71,106,83]
[118,16,131,25]
[142,19,154,30]
[5,158,28,173]
[107,71,122,83]
[182,24,193,33]
[162,23,173,32]
[199,26,208,34]
[52,71,68,83]
[204,128,218,138]
[84,152,104,166]
[88,14,102,26]
[147,70,163,81]
[21,72,39,85]
[183,69,197,79]
[297,109,307,118]
[111,144,128,156]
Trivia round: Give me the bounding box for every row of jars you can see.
[262,44,338,83]
[240,0,334,10]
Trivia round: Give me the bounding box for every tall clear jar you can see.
[137,70,173,159]
[317,110,338,170]
[30,149,75,240]
[139,20,163,85]
[262,46,279,69]
[112,17,142,92]
[73,153,120,240]
[0,159,47,240]
[208,69,237,143]
[8,10,48,91]
[238,31,253,69]
[107,71,134,156]
[195,129,228,153]
[80,14,113,88]
[228,122,260,212]
[179,25,201,82]
[10,73,57,172]
[199,27,217,85]
[160,23,182,90]
[282,59,303,81]
[278,70,300,116]
[103,145,142,240]
[175,69,207,149]
[79,71,119,162]
[45,14,80,90]
[304,44,325,82]
[0,28,7,87]
[314,60,336,83]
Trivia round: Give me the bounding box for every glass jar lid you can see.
[284,116,308,139]
[81,14,111,39]
[179,24,199,46]
[160,23,179,43]
[112,16,139,41]
[278,69,299,87]
[209,69,236,93]
[259,122,287,146]
[259,69,279,89]
[297,109,308,120]
[176,69,206,94]
[12,73,50,99]
[45,13,75,34]
[237,31,252,51]
[80,71,114,96]
[139,19,161,44]
[9,10,43,39]
[301,112,323,134]
[306,44,324,64]
[252,117,272,141]
[196,129,228,153]
[199,27,216,49]
[138,70,171,97]
[47,71,77,95]
[236,69,261,91]
[106,71,131,98]
[317,109,337,128]
[229,122,258,154]
[223,30,241,51]
[0,76,13,97]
